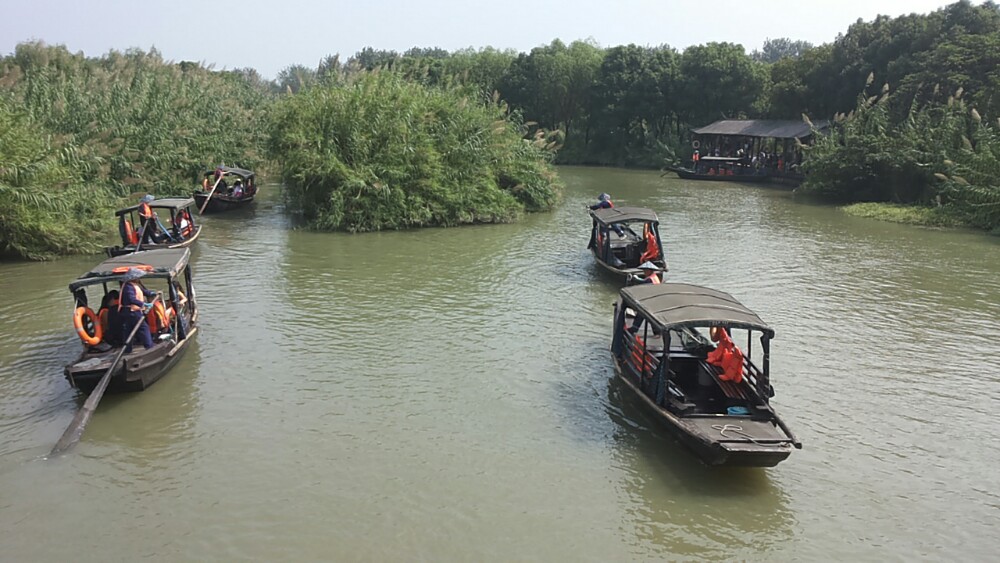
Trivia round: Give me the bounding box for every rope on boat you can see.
[711,424,763,444]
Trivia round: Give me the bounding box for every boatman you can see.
[627,262,662,333]
[629,261,662,285]
[137,194,160,245]
[589,192,614,210]
[118,267,156,353]
[692,149,700,172]
[589,193,624,236]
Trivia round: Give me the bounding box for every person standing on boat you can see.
[589,193,625,237]
[118,268,156,353]
[137,194,161,245]
[630,261,662,285]
[627,263,663,333]
[692,150,700,172]
[589,193,614,210]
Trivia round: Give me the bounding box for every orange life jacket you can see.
[146,301,171,333]
[638,224,661,263]
[123,219,139,245]
[706,330,744,383]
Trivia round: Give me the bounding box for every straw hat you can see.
[121,267,148,282]
[638,261,659,271]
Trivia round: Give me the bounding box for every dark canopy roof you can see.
[115,197,195,216]
[591,206,659,225]
[69,248,190,291]
[621,282,774,337]
[204,165,255,179]
[692,119,829,139]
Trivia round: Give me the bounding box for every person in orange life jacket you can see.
[137,194,163,245]
[692,149,701,172]
[627,262,662,333]
[99,289,123,346]
[119,267,156,352]
[588,193,625,237]
[174,209,192,240]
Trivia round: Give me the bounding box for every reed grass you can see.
[269,71,562,232]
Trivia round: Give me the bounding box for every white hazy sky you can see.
[0,0,976,78]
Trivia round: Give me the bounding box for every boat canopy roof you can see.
[591,206,659,225]
[621,282,774,337]
[69,248,190,291]
[115,197,196,216]
[204,166,255,179]
[692,119,829,139]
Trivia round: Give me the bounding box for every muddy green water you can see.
[1,167,999,560]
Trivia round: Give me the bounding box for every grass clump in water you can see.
[841,202,969,228]
[269,72,563,231]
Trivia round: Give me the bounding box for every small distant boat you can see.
[105,197,202,257]
[65,249,199,393]
[611,283,801,467]
[588,207,668,277]
[668,157,770,183]
[193,166,258,213]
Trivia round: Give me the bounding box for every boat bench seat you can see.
[701,361,752,401]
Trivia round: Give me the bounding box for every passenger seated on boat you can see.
[232,180,244,197]
[99,290,123,346]
[706,327,744,383]
[179,209,193,239]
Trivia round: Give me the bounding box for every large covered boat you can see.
[105,197,202,257]
[588,207,667,277]
[65,249,198,393]
[193,166,258,213]
[611,283,801,467]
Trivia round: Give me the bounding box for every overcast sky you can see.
[1,0,976,78]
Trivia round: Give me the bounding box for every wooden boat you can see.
[669,156,770,183]
[193,166,258,213]
[611,283,801,467]
[65,249,199,393]
[588,207,668,277]
[105,197,202,257]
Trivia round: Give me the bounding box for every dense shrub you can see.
[269,72,562,231]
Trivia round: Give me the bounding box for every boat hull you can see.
[672,167,771,183]
[591,248,668,278]
[105,226,202,257]
[64,328,197,394]
[612,356,793,467]
[193,191,255,213]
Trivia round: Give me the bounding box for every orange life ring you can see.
[74,306,102,346]
[112,264,153,274]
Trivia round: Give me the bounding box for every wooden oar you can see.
[199,173,225,215]
[50,295,161,457]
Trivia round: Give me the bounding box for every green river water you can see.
[1,166,999,560]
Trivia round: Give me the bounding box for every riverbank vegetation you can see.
[269,72,562,231]
[4,1,1000,258]
[0,42,270,259]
